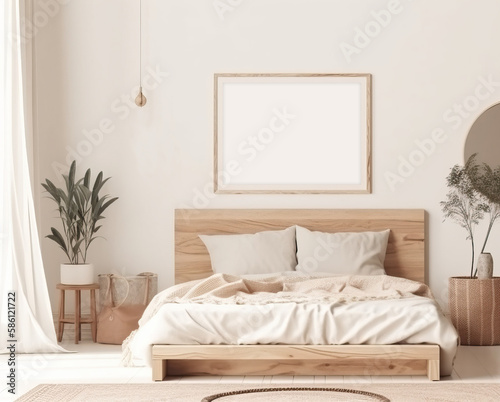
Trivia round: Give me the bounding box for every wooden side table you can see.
[56,283,99,344]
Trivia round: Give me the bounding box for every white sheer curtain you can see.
[0,0,66,353]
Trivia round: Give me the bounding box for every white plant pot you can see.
[60,263,94,285]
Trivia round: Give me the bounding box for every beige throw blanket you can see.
[123,273,458,375]
[138,273,434,327]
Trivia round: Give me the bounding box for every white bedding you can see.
[124,273,458,376]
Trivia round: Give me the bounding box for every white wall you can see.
[34,0,500,312]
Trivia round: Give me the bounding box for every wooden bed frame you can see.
[152,209,440,381]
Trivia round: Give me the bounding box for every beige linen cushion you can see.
[199,226,297,275]
[295,226,390,276]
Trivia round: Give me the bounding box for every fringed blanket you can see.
[122,273,457,375]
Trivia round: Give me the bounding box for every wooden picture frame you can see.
[214,73,372,194]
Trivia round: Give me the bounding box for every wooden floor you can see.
[1,342,500,400]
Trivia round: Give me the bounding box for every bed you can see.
[124,209,458,381]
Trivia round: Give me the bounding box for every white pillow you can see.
[295,226,390,276]
[199,226,297,275]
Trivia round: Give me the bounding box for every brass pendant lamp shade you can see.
[135,87,147,107]
[135,0,147,107]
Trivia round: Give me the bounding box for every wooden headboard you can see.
[175,209,425,284]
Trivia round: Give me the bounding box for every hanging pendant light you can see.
[135,0,147,107]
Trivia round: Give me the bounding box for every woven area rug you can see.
[15,383,500,402]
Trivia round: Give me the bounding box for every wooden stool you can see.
[56,283,99,344]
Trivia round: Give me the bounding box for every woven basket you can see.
[449,277,500,345]
[98,272,157,313]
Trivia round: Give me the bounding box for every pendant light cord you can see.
[135,0,147,106]
[139,0,142,88]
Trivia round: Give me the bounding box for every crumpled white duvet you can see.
[123,273,459,376]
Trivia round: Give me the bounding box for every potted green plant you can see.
[441,154,500,345]
[42,161,118,285]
